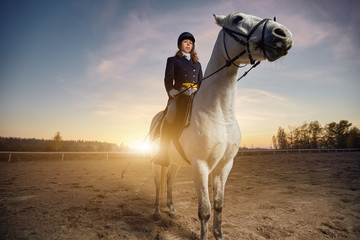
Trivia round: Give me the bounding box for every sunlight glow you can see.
[129,141,154,153]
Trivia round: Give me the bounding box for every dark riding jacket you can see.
[164,55,203,95]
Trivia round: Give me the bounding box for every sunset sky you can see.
[1,0,359,149]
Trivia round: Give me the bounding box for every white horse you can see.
[150,12,293,240]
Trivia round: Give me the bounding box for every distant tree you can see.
[290,127,296,148]
[104,143,113,152]
[336,120,352,148]
[286,126,294,148]
[119,142,130,152]
[277,127,288,149]
[52,131,63,152]
[324,122,337,148]
[272,120,360,149]
[272,135,278,149]
[97,143,113,152]
[0,136,128,152]
[324,120,352,148]
[83,144,95,152]
[347,127,360,148]
[97,144,105,152]
[309,121,323,148]
[298,123,310,148]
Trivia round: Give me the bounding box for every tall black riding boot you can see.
[153,120,172,167]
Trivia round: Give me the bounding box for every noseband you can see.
[222,18,270,66]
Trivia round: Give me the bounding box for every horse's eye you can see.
[232,16,243,24]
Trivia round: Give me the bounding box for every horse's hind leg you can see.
[152,163,162,216]
[166,164,181,216]
[211,158,234,240]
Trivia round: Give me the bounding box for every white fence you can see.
[237,148,360,156]
[0,151,146,162]
[1,148,359,162]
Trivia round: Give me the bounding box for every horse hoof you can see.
[152,212,161,221]
[169,210,178,219]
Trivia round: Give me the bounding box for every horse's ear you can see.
[213,14,226,27]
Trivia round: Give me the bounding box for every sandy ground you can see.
[0,152,359,239]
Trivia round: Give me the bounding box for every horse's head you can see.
[214,12,293,64]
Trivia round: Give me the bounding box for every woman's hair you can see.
[175,43,199,63]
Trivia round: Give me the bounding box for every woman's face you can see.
[180,39,193,53]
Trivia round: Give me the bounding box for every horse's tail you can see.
[150,111,167,199]
[148,110,165,140]
[148,111,164,157]
[160,166,167,198]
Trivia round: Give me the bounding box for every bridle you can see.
[223,18,270,67]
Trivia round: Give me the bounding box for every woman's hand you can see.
[169,89,180,98]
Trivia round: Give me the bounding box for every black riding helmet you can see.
[177,32,195,49]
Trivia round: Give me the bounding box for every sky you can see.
[1,0,360,149]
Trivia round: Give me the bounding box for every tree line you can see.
[0,132,130,152]
[272,120,360,149]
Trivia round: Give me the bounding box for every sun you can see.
[130,141,154,153]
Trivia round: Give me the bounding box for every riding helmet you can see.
[177,32,195,48]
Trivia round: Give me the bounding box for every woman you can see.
[164,32,203,98]
[154,32,203,166]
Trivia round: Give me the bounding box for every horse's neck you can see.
[196,37,240,121]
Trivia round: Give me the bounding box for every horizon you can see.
[1,116,358,151]
[1,0,360,149]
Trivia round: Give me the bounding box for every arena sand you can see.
[1,152,359,239]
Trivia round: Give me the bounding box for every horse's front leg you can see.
[192,160,211,240]
[212,158,234,240]
[167,164,181,216]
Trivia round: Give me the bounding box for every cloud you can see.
[92,0,120,29]
[235,88,294,132]
[86,10,175,81]
[237,89,288,104]
[285,16,330,48]
[97,59,115,74]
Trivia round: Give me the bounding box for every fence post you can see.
[8,153,12,162]
[62,153,64,162]
[106,152,109,160]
